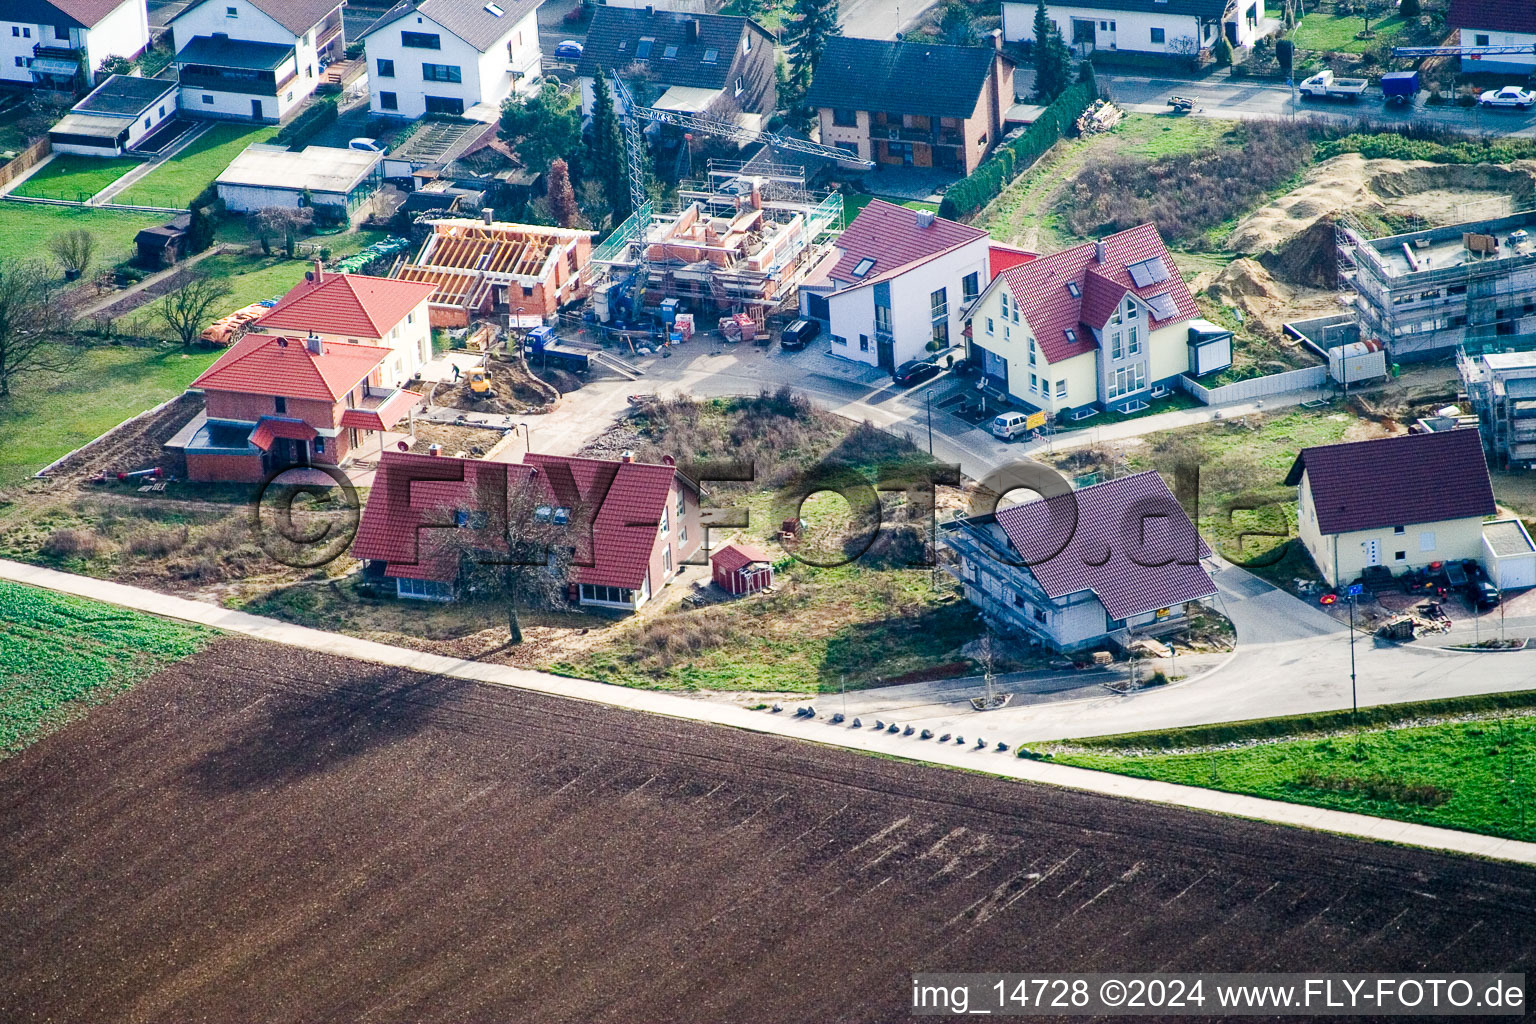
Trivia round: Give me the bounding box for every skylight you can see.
[702,47,718,62]
[618,39,628,51]
[636,37,654,58]
[851,257,876,277]
[1064,328,1078,344]
[1066,281,1080,298]
[484,2,503,15]
[663,43,678,58]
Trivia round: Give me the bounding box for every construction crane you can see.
[1393,43,1536,59]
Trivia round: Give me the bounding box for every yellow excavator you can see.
[467,365,493,398]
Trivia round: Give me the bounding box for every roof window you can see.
[851,257,876,277]
[1064,328,1078,344]
[484,2,504,15]
[702,47,718,62]
[636,37,654,58]
[1066,281,1080,298]
[663,43,678,58]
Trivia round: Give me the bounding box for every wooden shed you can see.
[711,542,773,596]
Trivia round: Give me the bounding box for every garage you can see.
[1482,519,1536,591]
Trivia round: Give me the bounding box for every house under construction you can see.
[394,214,596,327]
[599,162,842,315]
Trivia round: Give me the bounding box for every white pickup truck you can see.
[1299,70,1368,101]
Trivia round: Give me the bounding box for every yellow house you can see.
[964,223,1230,420]
[1284,429,1497,588]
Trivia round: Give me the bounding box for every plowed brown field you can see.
[2,637,1534,1023]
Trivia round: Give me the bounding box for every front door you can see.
[877,334,895,372]
[251,98,264,120]
[1362,538,1381,567]
[1071,18,1097,49]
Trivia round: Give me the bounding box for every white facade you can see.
[365,9,540,121]
[1457,27,1536,74]
[50,82,178,155]
[821,239,989,371]
[170,0,338,121]
[1001,1,1264,56]
[0,0,150,87]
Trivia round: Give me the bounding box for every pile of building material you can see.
[1076,100,1122,135]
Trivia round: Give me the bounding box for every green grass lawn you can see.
[113,122,278,209]
[195,251,325,310]
[1291,12,1408,53]
[10,154,142,202]
[0,204,166,268]
[0,344,219,490]
[1037,713,1536,842]
[0,581,209,754]
[841,193,941,221]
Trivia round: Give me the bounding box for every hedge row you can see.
[276,95,339,150]
[938,82,1096,220]
[1315,132,1536,166]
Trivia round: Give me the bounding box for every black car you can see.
[779,319,821,351]
[893,360,941,386]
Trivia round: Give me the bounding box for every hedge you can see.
[938,82,1095,220]
[276,96,339,150]
[1315,131,1536,166]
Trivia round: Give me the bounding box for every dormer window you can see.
[851,257,875,277]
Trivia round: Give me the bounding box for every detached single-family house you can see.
[964,222,1230,420]
[1,0,150,90]
[799,201,989,373]
[806,35,1014,176]
[166,333,423,483]
[1447,0,1536,75]
[1284,429,1498,588]
[215,144,383,216]
[574,7,777,125]
[1002,0,1266,59]
[361,0,542,121]
[353,450,702,609]
[168,0,345,122]
[249,265,437,386]
[941,471,1216,652]
[48,73,176,155]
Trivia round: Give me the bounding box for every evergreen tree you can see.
[546,158,579,228]
[586,73,630,220]
[1078,54,1098,94]
[1031,0,1073,104]
[938,2,979,46]
[783,0,840,109]
[500,81,581,176]
[1213,32,1233,66]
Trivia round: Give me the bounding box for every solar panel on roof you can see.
[1145,291,1178,320]
[1127,257,1170,287]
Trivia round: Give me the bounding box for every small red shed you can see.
[711,542,773,596]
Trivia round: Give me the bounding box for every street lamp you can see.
[1345,581,1363,714]
[517,421,531,453]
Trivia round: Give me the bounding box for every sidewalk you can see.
[6,557,1536,867]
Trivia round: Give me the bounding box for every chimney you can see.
[1094,240,1106,264]
[306,332,323,355]
[428,443,442,457]
[312,258,324,282]
[992,27,1003,52]
[915,209,935,229]
[481,207,493,225]
[686,18,699,43]
[644,3,654,14]
[620,450,635,463]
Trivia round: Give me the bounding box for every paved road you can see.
[1101,70,1536,136]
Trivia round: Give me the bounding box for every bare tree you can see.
[430,468,583,644]
[0,260,70,398]
[48,230,97,279]
[252,206,314,257]
[154,272,232,347]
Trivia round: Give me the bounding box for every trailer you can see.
[1381,71,1419,107]
[1300,70,1368,100]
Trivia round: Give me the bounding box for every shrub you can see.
[41,528,112,560]
[1315,132,1536,164]
[276,96,339,149]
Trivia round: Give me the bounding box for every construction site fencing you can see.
[1177,364,1328,405]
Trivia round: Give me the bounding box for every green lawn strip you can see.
[0,205,166,267]
[10,154,142,202]
[1291,13,1407,54]
[0,344,218,490]
[196,251,320,311]
[1028,704,1536,842]
[113,123,279,209]
[0,581,210,754]
[842,193,940,220]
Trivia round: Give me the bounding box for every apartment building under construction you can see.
[394,215,596,327]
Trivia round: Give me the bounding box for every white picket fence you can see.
[1178,365,1328,406]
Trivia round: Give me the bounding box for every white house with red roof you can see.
[940,470,1216,652]
[965,222,1229,420]
[800,201,993,373]
[167,334,422,483]
[249,264,437,386]
[1447,0,1536,75]
[353,449,702,608]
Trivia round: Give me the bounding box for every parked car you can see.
[991,411,1031,441]
[553,39,584,59]
[1299,70,1367,101]
[779,318,820,351]
[349,137,384,152]
[1479,86,1536,110]
[892,359,941,386]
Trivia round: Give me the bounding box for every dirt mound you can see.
[1228,153,1378,256]
[1259,219,1340,290]
[431,357,559,415]
[1194,257,1342,340]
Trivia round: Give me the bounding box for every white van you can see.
[991,411,1031,441]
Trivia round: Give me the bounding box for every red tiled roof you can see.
[987,244,1036,279]
[712,542,771,574]
[248,417,318,451]
[993,223,1198,364]
[192,335,386,403]
[994,471,1215,622]
[828,201,987,286]
[256,272,436,339]
[1448,0,1536,34]
[1283,429,1496,536]
[353,451,694,590]
[339,389,423,432]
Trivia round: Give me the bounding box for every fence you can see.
[1178,364,1328,405]
[0,137,51,191]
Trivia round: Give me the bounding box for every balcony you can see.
[339,386,422,432]
[314,19,343,53]
[32,42,79,61]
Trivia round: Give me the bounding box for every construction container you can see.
[1328,339,1388,385]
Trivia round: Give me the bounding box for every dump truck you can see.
[525,325,593,373]
[1300,70,1367,101]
